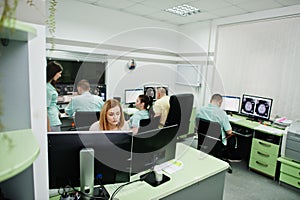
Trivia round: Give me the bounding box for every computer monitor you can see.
[221,95,240,114]
[144,85,168,101]
[241,94,273,121]
[124,88,144,107]
[131,124,178,174]
[48,131,133,190]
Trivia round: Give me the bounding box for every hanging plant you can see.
[0,0,18,30]
[47,0,57,50]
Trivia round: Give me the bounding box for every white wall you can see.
[180,5,300,121]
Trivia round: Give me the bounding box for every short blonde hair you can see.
[99,99,125,130]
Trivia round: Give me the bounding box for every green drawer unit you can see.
[278,157,300,189]
[281,163,300,179]
[249,138,280,177]
[250,148,278,165]
[252,138,279,155]
[249,157,276,177]
[279,173,300,189]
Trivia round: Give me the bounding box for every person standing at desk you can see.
[89,99,129,131]
[64,79,104,117]
[153,87,170,128]
[47,61,63,132]
[127,95,152,134]
[196,93,241,161]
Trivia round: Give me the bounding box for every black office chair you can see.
[164,94,194,137]
[74,111,100,131]
[138,107,161,133]
[196,118,224,159]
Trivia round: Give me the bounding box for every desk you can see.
[105,143,229,200]
[229,114,286,178]
[50,143,229,200]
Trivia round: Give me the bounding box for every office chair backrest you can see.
[74,111,100,131]
[138,107,161,133]
[196,118,222,158]
[165,94,194,137]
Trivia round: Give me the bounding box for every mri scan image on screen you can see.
[241,94,273,121]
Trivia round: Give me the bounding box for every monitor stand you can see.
[246,116,262,123]
[128,103,134,108]
[140,171,170,187]
[80,148,110,200]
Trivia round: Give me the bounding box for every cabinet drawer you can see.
[250,149,278,165]
[286,138,300,153]
[281,163,300,179]
[252,138,279,155]
[285,148,300,162]
[280,172,300,189]
[249,158,276,177]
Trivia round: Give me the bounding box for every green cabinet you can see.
[278,157,300,189]
[249,130,282,178]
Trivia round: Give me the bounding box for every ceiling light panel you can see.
[165,4,201,17]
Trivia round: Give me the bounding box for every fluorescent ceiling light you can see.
[165,4,201,17]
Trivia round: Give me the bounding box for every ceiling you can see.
[75,0,300,25]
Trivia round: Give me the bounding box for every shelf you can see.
[0,19,37,41]
[0,129,40,182]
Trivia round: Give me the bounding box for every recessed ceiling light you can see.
[165,4,201,17]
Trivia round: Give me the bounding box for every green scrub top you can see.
[64,91,104,117]
[129,110,149,128]
[196,104,231,145]
[47,82,61,126]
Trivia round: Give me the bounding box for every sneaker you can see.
[228,156,242,162]
[227,165,233,174]
[227,152,242,162]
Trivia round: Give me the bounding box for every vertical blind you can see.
[213,16,300,120]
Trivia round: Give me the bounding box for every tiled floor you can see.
[179,137,300,200]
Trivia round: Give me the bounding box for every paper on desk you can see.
[160,160,183,174]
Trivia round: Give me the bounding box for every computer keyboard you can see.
[227,115,240,122]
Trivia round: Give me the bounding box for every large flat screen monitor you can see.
[221,95,240,114]
[124,88,144,107]
[48,131,133,190]
[131,124,178,174]
[241,94,273,121]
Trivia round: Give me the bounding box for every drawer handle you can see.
[256,161,268,167]
[258,141,271,147]
[257,151,270,157]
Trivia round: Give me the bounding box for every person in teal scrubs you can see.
[128,95,153,134]
[64,79,104,117]
[196,93,241,162]
[47,61,63,132]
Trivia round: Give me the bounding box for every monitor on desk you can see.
[48,131,133,190]
[131,124,178,174]
[221,95,240,114]
[241,94,273,121]
[124,88,144,107]
[144,85,168,101]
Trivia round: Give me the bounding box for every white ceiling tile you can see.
[93,0,136,9]
[125,3,160,15]
[237,0,282,12]
[140,0,183,9]
[76,0,99,3]
[224,0,249,4]
[275,0,300,6]
[189,0,233,11]
[128,0,147,2]
[211,5,247,17]
[146,10,182,21]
